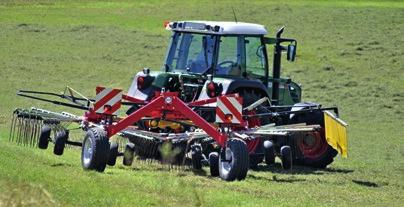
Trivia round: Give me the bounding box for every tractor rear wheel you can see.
[54,130,68,156]
[219,139,249,181]
[81,128,110,172]
[290,111,338,168]
[38,125,51,149]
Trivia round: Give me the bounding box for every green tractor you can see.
[126,21,345,169]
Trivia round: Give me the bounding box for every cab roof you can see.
[166,21,268,35]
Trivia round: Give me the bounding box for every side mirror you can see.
[287,44,297,62]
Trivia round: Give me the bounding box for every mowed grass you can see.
[0,0,403,206]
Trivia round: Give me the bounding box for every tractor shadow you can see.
[250,163,354,175]
[248,174,306,183]
[50,163,73,168]
[352,180,381,188]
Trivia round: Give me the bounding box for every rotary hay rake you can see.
[9,84,347,182]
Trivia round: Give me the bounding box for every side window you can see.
[245,37,266,77]
[216,36,241,76]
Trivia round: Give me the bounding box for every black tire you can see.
[81,128,110,172]
[191,145,202,170]
[290,111,338,168]
[263,140,275,165]
[219,139,249,181]
[209,152,219,177]
[123,143,135,166]
[38,125,51,149]
[53,130,68,156]
[107,142,119,166]
[280,145,292,170]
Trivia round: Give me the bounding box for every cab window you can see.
[216,36,242,76]
[245,36,266,77]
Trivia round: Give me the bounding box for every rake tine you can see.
[23,116,28,146]
[16,117,23,145]
[29,119,36,147]
[22,118,29,146]
[9,112,17,142]
[12,116,20,143]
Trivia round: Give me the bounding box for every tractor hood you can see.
[127,70,207,101]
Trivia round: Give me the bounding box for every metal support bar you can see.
[106,93,228,147]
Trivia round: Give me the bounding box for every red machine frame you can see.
[84,90,245,147]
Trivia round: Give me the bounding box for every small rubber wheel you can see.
[123,143,135,166]
[53,130,68,156]
[107,142,119,166]
[191,145,203,170]
[264,140,275,165]
[209,152,219,177]
[81,128,110,172]
[38,125,51,149]
[219,139,249,181]
[280,145,292,170]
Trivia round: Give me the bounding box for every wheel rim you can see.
[83,137,93,166]
[221,148,234,174]
[298,129,328,159]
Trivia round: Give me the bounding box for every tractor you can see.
[126,21,345,169]
[11,21,347,181]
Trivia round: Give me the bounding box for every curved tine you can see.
[9,112,17,142]
[26,118,33,146]
[36,120,44,147]
[16,117,23,145]
[30,119,37,147]
[22,118,29,146]
[33,119,40,147]
[13,116,21,143]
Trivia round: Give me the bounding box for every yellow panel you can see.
[324,111,348,158]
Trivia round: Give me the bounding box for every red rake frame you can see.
[85,90,245,148]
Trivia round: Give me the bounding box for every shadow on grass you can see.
[50,163,73,167]
[251,163,354,175]
[248,174,306,183]
[352,180,380,188]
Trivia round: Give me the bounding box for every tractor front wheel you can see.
[219,139,249,181]
[296,129,337,168]
[81,128,110,172]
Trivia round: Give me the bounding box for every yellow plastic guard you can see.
[324,111,348,158]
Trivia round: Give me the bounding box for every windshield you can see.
[165,32,216,73]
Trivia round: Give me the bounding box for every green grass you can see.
[0,0,403,206]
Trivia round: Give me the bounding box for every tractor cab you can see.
[129,21,301,106]
[164,21,269,81]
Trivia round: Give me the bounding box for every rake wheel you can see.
[38,125,51,149]
[219,139,249,181]
[54,130,68,156]
[81,128,110,172]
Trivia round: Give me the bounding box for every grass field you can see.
[0,0,403,206]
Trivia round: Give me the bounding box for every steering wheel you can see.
[216,60,237,75]
[217,60,237,68]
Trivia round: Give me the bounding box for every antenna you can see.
[231,7,238,23]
